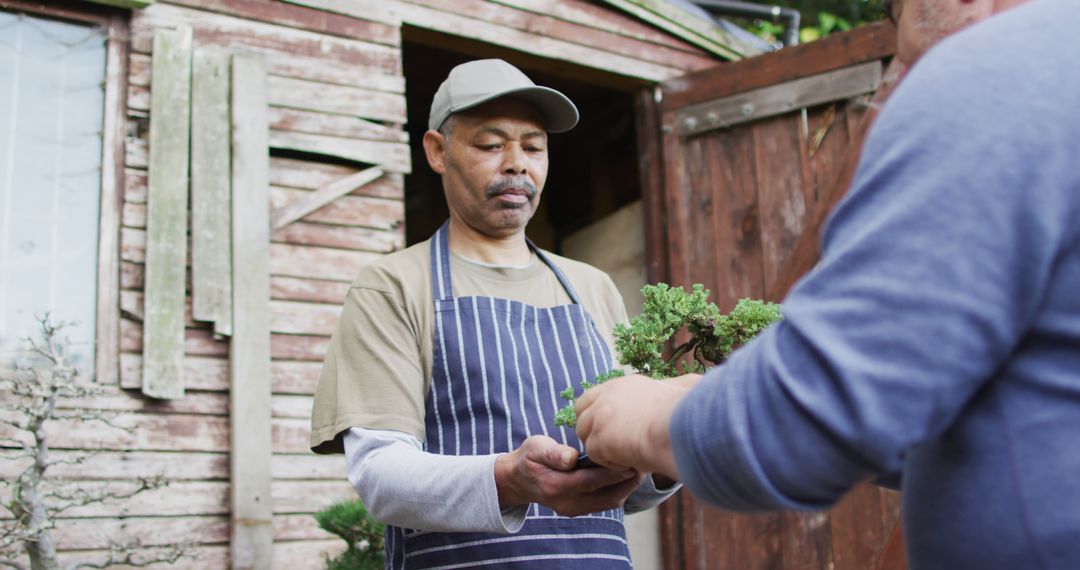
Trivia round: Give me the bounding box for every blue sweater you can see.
[670,1,1080,568]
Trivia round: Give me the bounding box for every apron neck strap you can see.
[429,221,583,305]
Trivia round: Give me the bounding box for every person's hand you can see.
[667,373,704,391]
[575,374,691,480]
[495,435,643,517]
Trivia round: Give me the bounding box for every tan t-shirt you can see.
[310,238,629,454]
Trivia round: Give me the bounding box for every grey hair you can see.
[438,115,456,139]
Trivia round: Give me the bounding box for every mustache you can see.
[485,177,538,199]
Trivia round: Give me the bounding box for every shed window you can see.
[0,11,107,368]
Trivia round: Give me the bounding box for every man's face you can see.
[424,97,549,239]
[889,0,987,66]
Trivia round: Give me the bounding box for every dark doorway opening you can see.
[401,32,643,252]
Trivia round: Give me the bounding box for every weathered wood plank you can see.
[270,188,405,231]
[271,167,385,230]
[765,58,905,302]
[290,0,684,82]
[403,0,716,72]
[131,2,401,74]
[706,128,766,309]
[165,0,400,46]
[122,289,341,337]
[43,513,332,551]
[0,449,342,482]
[268,74,407,124]
[599,0,748,61]
[0,480,352,519]
[122,258,352,306]
[268,130,411,173]
[271,157,404,198]
[268,300,342,337]
[143,25,192,400]
[272,222,404,253]
[124,181,406,231]
[270,334,332,362]
[661,21,897,111]
[96,11,127,387]
[269,106,409,143]
[123,201,146,228]
[53,540,345,570]
[129,80,409,133]
[191,49,234,337]
[271,394,316,420]
[121,321,334,363]
[780,511,833,570]
[130,50,405,94]
[635,87,668,286]
[831,484,891,570]
[752,115,807,294]
[126,126,149,168]
[55,385,228,416]
[122,319,229,357]
[230,53,274,569]
[268,243,382,282]
[119,353,323,395]
[269,275,351,305]
[124,167,148,203]
[491,0,706,53]
[673,61,882,137]
[0,415,317,472]
[122,261,145,290]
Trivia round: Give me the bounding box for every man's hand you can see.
[575,374,700,481]
[495,435,642,517]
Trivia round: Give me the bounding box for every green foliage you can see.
[739,0,886,45]
[554,285,783,427]
[315,499,385,570]
[554,369,625,428]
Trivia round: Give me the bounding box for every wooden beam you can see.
[142,25,192,400]
[673,61,883,137]
[270,167,384,230]
[82,0,155,8]
[635,86,669,287]
[230,53,273,570]
[662,21,897,111]
[191,49,233,337]
[95,12,129,386]
[268,130,411,173]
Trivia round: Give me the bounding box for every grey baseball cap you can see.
[428,59,579,133]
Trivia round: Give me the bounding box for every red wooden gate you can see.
[634,21,908,570]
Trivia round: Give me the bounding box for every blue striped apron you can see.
[384,223,632,569]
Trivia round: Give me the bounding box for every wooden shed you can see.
[0,0,905,568]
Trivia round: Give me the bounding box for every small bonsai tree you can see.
[555,284,782,427]
[314,499,385,570]
[0,316,190,570]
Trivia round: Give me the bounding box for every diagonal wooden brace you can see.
[269,166,385,230]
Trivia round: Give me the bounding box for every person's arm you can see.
[345,427,526,533]
[669,39,1077,512]
[624,475,680,514]
[347,427,646,531]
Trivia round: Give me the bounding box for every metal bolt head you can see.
[741,103,754,117]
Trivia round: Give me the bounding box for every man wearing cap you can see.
[310,59,677,568]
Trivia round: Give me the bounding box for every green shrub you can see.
[314,499,385,570]
[555,284,782,427]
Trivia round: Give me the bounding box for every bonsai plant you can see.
[555,284,782,427]
[314,499,385,570]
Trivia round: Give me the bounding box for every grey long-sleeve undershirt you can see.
[344,427,678,533]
